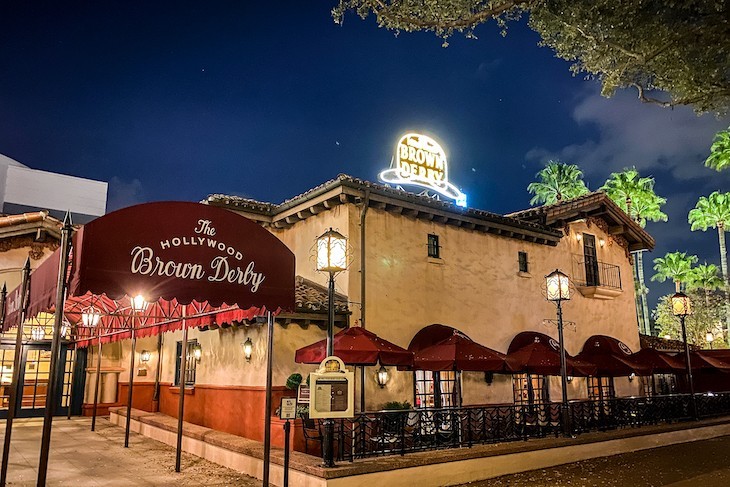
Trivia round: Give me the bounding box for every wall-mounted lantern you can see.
[376,365,389,388]
[192,342,202,362]
[31,326,45,340]
[131,294,148,313]
[243,337,253,362]
[140,350,151,363]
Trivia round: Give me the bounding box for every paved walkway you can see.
[459,434,730,487]
[0,417,261,486]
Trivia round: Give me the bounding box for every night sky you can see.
[1,2,728,310]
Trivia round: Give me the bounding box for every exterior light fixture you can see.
[484,372,494,385]
[546,269,571,302]
[629,372,636,382]
[376,365,389,388]
[140,350,151,363]
[545,269,571,436]
[131,294,148,313]
[706,332,715,349]
[566,375,574,383]
[662,334,671,340]
[671,291,697,419]
[316,228,348,273]
[192,343,202,361]
[576,233,583,242]
[82,307,101,328]
[671,292,692,317]
[243,337,253,362]
[31,326,45,340]
[599,238,606,247]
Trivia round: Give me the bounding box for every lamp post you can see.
[545,269,572,436]
[84,307,103,432]
[672,291,698,419]
[316,228,348,468]
[125,294,148,448]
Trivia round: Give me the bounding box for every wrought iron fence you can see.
[319,393,730,461]
[572,255,622,289]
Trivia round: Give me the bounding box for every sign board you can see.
[279,397,297,420]
[379,133,467,207]
[308,356,355,419]
[297,384,310,404]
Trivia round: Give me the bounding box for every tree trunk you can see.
[636,251,651,335]
[718,224,730,345]
[631,252,645,334]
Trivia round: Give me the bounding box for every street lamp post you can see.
[672,292,698,419]
[316,228,348,468]
[545,269,572,436]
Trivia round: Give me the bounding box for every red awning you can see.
[675,351,730,372]
[414,332,508,372]
[630,348,684,374]
[3,202,296,346]
[294,327,414,367]
[408,324,464,353]
[506,331,597,376]
[576,335,651,376]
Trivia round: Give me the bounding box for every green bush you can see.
[381,401,412,411]
[286,373,303,390]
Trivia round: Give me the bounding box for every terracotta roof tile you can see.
[295,275,349,313]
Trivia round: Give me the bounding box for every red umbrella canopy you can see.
[294,327,413,367]
[576,335,651,376]
[630,348,684,374]
[506,332,596,376]
[414,333,508,372]
[674,351,730,372]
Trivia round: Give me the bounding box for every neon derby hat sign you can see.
[379,133,467,207]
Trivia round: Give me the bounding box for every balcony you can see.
[572,255,623,299]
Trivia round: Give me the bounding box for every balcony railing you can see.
[572,255,622,290]
[317,393,730,461]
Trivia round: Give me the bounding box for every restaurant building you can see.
[89,167,655,448]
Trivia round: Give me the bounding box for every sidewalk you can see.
[0,418,261,486]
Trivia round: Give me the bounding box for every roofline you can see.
[206,174,563,246]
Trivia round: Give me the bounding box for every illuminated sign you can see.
[379,133,467,207]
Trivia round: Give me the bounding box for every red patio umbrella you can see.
[576,335,651,377]
[295,326,413,367]
[674,351,730,372]
[506,341,597,376]
[630,348,684,374]
[414,333,508,372]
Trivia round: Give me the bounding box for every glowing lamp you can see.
[243,337,253,362]
[376,365,389,389]
[671,292,692,317]
[546,269,571,302]
[192,343,202,361]
[31,326,45,340]
[140,350,151,363]
[629,372,636,382]
[316,228,348,273]
[706,332,715,344]
[131,294,148,312]
[82,307,101,328]
[566,375,574,383]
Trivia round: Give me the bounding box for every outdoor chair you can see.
[300,412,323,455]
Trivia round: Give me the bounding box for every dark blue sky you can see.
[1,1,728,310]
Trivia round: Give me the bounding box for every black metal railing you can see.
[572,255,622,289]
[318,393,730,461]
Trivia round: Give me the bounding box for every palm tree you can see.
[689,191,730,342]
[705,126,730,172]
[687,263,725,305]
[527,161,589,206]
[601,169,667,335]
[651,252,698,292]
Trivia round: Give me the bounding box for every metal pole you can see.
[38,212,72,486]
[360,366,365,413]
[91,328,103,432]
[322,272,335,468]
[152,333,163,412]
[263,311,274,486]
[0,283,6,329]
[124,326,137,448]
[66,343,78,421]
[283,420,291,487]
[680,315,698,419]
[1,259,31,487]
[175,307,188,473]
[557,300,571,436]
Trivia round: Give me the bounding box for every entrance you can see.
[0,341,86,419]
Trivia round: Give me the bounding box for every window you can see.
[414,370,459,408]
[512,373,550,408]
[518,251,529,273]
[587,376,615,401]
[583,233,600,286]
[427,234,440,258]
[174,340,198,387]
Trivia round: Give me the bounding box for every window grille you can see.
[427,234,440,258]
[174,340,198,387]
